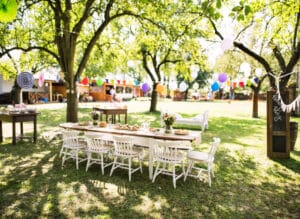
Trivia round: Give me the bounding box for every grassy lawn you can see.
[0,101,299,218]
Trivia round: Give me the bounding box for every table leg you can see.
[0,120,2,143]
[12,121,16,145]
[20,122,24,137]
[125,113,127,124]
[33,116,37,143]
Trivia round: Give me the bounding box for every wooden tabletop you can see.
[59,123,201,143]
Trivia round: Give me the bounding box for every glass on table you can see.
[141,122,150,131]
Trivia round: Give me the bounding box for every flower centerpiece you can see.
[162,113,176,133]
[91,110,99,125]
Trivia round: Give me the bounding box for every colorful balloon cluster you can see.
[210,73,228,92]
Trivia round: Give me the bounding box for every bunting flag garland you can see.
[38,72,44,87]
[269,72,300,113]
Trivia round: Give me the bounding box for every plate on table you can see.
[174,129,189,135]
[78,121,89,126]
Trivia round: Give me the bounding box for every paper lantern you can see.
[212,73,219,81]
[192,83,199,90]
[239,81,245,88]
[81,77,89,85]
[123,80,126,85]
[232,82,237,89]
[255,68,263,77]
[111,79,114,85]
[17,72,34,89]
[218,73,228,83]
[38,72,44,87]
[141,83,150,93]
[117,80,120,84]
[211,82,219,92]
[169,81,177,90]
[105,78,109,83]
[156,84,164,93]
[179,82,188,92]
[96,78,103,86]
[221,37,233,51]
[254,77,259,84]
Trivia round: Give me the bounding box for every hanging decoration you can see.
[81,77,89,85]
[221,37,233,51]
[38,72,45,87]
[211,82,219,92]
[117,80,121,84]
[141,83,150,93]
[212,73,219,81]
[246,79,251,87]
[0,0,18,22]
[169,81,177,90]
[111,79,115,85]
[96,78,103,86]
[239,81,245,88]
[179,82,188,92]
[192,83,199,90]
[269,72,300,113]
[17,72,34,89]
[105,78,109,83]
[218,73,228,83]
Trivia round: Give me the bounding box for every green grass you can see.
[0,106,299,218]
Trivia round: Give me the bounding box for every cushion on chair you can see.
[187,150,209,161]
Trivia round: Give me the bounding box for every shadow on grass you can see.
[1,136,299,218]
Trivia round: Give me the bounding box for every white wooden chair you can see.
[60,129,87,170]
[85,132,113,174]
[184,137,221,187]
[110,135,143,181]
[152,139,187,188]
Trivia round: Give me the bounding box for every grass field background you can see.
[0,99,299,218]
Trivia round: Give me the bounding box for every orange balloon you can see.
[156,84,164,93]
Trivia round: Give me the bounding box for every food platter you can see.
[174,129,189,135]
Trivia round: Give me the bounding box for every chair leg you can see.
[184,161,193,181]
[152,161,160,183]
[139,157,143,174]
[101,154,105,175]
[172,164,176,189]
[86,152,91,172]
[76,152,79,170]
[207,165,212,187]
[110,157,117,176]
[128,158,132,182]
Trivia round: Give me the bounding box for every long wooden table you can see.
[0,111,39,145]
[59,123,201,179]
[93,107,128,124]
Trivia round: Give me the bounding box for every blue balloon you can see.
[211,82,219,91]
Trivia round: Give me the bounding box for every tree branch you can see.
[273,46,286,71]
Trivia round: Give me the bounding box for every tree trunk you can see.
[66,81,78,122]
[150,82,158,112]
[252,88,259,118]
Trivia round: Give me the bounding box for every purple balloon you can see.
[218,73,228,83]
[142,83,150,92]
